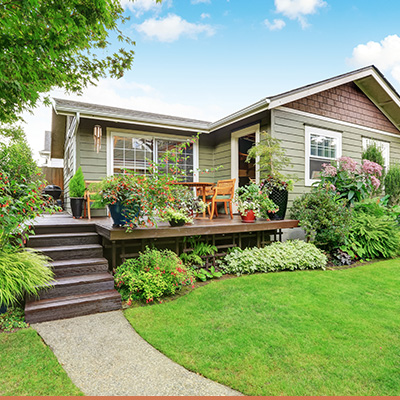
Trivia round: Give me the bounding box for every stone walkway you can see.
[33,311,241,396]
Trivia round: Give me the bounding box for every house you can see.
[50,65,400,215]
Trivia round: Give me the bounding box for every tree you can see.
[0,0,160,123]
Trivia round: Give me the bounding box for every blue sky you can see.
[24,0,400,160]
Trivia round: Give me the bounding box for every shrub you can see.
[0,247,54,307]
[385,163,400,206]
[317,156,382,206]
[221,240,327,276]
[362,142,386,180]
[289,189,352,251]
[342,212,400,260]
[0,127,56,246]
[114,247,195,303]
[69,167,86,198]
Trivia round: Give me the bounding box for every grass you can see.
[125,260,400,396]
[0,328,83,396]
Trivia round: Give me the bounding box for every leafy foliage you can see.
[68,167,86,198]
[0,127,58,246]
[0,247,54,307]
[246,131,295,189]
[385,163,400,206]
[341,200,400,260]
[234,183,278,217]
[221,240,327,276]
[362,142,386,177]
[193,266,223,282]
[0,307,28,332]
[289,189,352,251]
[0,0,162,122]
[114,247,195,303]
[316,156,382,206]
[161,207,193,224]
[341,213,400,260]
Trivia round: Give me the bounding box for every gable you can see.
[284,82,399,135]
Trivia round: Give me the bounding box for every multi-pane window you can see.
[112,134,194,181]
[305,126,342,186]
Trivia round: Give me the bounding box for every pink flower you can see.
[322,164,337,177]
[338,157,358,173]
[362,160,383,177]
[371,175,380,190]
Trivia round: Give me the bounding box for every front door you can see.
[231,124,260,212]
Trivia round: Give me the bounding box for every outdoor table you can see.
[170,181,214,218]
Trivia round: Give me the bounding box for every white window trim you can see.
[106,128,199,180]
[231,124,260,190]
[305,126,342,187]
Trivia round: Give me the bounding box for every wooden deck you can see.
[34,213,299,240]
[34,213,299,268]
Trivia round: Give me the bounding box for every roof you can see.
[210,65,400,131]
[51,65,400,157]
[52,98,211,131]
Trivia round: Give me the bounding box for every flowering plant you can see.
[234,183,278,218]
[160,207,193,224]
[316,156,383,206]
[260,175,294,192]
[114,247,195,303]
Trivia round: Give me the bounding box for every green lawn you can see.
[125,260,400,396]
[0,328,83,396]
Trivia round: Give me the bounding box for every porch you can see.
[34,213,299,269]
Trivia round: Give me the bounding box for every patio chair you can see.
[206,179,236,220]
[84,180,110,220]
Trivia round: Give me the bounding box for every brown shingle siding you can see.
[285,82,399,134]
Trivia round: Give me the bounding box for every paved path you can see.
[33,311,241,396]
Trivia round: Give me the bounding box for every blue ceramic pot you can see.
[108,202,139,227]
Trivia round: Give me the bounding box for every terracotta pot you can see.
[240,209,256,223]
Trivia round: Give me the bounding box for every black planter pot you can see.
[268,187,289,220]
[169,219,186,227]
[70,197,84,219]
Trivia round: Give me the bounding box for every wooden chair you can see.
[206,179,236,220]
[84,180,110,220]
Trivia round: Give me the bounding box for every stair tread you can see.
[50,257,108,267]
[25,290,120,311]
[49,273,114,286]
[34,244,103,252]
[29,232,98,239]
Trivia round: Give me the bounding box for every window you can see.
[362,137,389,172]
[110,132,195,182]
[305,126,342,186]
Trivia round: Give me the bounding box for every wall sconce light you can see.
[93,125,102,153]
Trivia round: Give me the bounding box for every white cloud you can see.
[119,0,167,17]
[191,0,210,3]
[274,0,327,28]
[135,14,216,42]
[349,35,400,85]
[201,13,211,19]
[264,18,286,31]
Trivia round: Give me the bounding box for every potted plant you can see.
[234,183,278,223]
[161,207,193,227]
[69,167,86,218]
[246,131,295,220]
[90,174,143,227]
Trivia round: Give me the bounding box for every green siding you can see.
[198,144,215,182]
[214,140,231,181]
[271,108,400,205]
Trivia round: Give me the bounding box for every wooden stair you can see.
[25,223,121,324]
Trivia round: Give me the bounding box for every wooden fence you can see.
[41,167,64,190]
